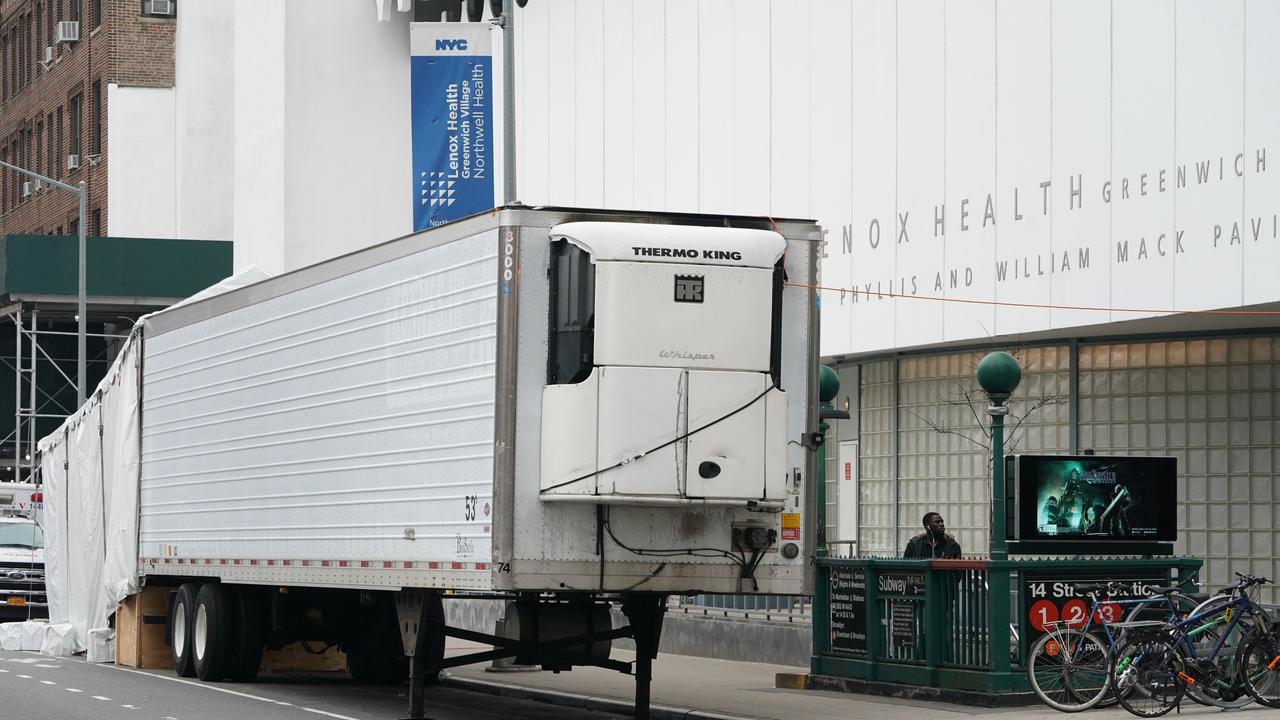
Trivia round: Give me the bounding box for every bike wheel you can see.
[1182,625,1255,709]
[1112,634,1187,718]
[1027,626,1111,712]
[1111,599,1187,708]
[1236,631,1280,708]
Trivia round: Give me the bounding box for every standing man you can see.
[903,512,962,559]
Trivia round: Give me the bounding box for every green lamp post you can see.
[976,351,1021,561]
[977,351,1021,686]
[815,365,848,559]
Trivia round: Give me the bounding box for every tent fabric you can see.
[19,620,46,651]
[68,402,107,647]
[165,265,271,309]
[0,622,21,650]
[34,329,141,653]
[40,623,78,656]
[85,627,115,663]
[36,429,70,628]
[101,337,142,608]
[0,622,81,656]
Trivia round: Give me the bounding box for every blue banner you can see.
[410,25,494,230]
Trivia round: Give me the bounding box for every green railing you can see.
[812,555,1202,696]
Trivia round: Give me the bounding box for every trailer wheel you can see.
[169,583,200,678]
[193,583,233,681]
[226,587,266,682]
[347,650,379,683]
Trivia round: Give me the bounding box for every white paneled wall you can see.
[504,0,1280,356]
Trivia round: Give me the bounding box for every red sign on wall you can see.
[844,462,852,480]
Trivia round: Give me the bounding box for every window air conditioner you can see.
[43,46,54,64]
[21,181,31,198]
[146,0,175,16]
[67,154,80,171]
[55,21,79,43]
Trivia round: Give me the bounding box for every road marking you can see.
[121,705,138,710]
[92,695,111,701]
[41,680,55,685]
[0,669,9,672]
[34,663,57,668]
[17,674,30,678]
[104,664,365,720]
[66,687,82,693]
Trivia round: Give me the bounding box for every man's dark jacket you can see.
[903,532,962,559]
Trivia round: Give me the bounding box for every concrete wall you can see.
[443,598,811,668]
[174,0,234,245]
[230,0,286,274]
[281,2,412,271]
[106,84,176,238]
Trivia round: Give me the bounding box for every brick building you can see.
[0,0,174,237]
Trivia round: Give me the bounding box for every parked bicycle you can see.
[1026,579,1206,712]
[1110,572,1277,717]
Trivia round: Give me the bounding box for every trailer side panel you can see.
[139,229,499,588]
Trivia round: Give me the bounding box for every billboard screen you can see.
[1015,455,1177,542]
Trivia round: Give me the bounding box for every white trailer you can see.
[40,207,820,718]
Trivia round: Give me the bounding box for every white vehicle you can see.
[0,483,46,621]
[37,208,819,717]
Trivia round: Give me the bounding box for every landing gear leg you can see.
[622,594,666,720]
[396,590,444,720]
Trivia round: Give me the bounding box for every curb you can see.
[441,673,757,720]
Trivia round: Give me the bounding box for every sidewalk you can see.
[443,642,1268,720]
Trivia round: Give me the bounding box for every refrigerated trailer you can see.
[37,207,820,719]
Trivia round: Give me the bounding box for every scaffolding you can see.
[0,233,233,482]
[3,302,135,482]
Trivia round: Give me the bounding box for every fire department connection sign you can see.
[410,23,494,230]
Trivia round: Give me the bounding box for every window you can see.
[91,81,100,154]
[69,92,82,158]
[69,217,79,236]
[55,106,62,176]
[69,0,79,24]
[45,113,52,177]
[24,127,32,194]
[1,148,8,213]
[90,208,100,236]
[24,13,31,86]
[92,0,101,28]
[36,121,42,180]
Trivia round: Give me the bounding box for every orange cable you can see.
[785,282,1280,317]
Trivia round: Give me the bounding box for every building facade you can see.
[178,0,1280,600]
[0,0,175,239]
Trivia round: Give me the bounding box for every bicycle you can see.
[1110,572,1275,717]
[1110,622,1188,717]
[1026,580,1204,713]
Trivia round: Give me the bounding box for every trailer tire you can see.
[347,650,379,683]
[169,583,200,677]
[193,583,233,681]
[226,587,266,682]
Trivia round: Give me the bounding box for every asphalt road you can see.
[0,650,630,720]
